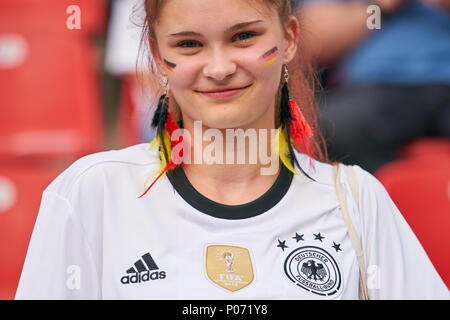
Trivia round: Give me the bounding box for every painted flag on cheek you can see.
[260,47,278,68]
[163,59,176,75]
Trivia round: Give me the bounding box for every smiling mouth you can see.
[196,84,252,99]
[198,84,252,93]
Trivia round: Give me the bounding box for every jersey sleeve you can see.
[15,190,101,299]
[353,165,449,299]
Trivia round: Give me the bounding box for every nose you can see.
[202,48,236,81]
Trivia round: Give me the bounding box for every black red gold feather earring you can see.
[138,76,185,198]
[151,77,170,161]
[281,65,314,157]
[279,65,316,173]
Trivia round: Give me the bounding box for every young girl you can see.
[16,0,448,299]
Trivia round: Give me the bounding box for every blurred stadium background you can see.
[0,0,448,299]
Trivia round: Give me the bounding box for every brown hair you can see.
[138,0,329,163]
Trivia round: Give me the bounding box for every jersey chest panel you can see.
[100,190,360,299]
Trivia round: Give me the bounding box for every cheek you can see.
[240,48,282,106]
[238,46,282,83]
[165,59,199,91]
[258,46,280,70]
[165,59,202,117]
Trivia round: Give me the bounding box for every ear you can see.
[149,36,165,76]
[283,16,300,64]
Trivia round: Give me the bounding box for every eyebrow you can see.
[168,20,264,37]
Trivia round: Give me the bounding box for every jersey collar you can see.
[166,164,293,220]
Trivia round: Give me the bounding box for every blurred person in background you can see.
[297,0,450,173]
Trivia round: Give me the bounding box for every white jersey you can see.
[15,144,449,299]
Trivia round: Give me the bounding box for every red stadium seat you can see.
[0,0,107,36]
[0,1,106,160]
[375,153,450,289]
[0,161,64,300]
[397,137,450,159]
[0,1,107,298]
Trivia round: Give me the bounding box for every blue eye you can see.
[235,31,257,42]
[177,40,199,48]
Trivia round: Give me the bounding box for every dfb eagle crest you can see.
[284,245,342,296]
[301,260,327,281]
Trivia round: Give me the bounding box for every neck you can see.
[178,123,282,205]
[182,162,281,206]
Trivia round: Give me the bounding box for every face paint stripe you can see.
[260,46,278,61]
[260,47,279,68]
[263,51,278,62]
[163,59,176,74]
[264,55,278,67]
[164,66,174,75]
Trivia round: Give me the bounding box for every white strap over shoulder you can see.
[333,163,370,300]
[344,165,360,211]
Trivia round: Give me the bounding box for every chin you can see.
[201,114,247,130]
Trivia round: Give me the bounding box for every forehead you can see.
[156,0,278,32]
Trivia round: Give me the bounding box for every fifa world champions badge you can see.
[205,245,254,292]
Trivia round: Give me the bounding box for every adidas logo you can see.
[120,252,166,285]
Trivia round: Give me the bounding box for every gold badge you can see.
[205,245,254,292]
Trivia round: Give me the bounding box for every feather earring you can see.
[151,93,170,163]
[279,65,316,174]
[289,97,315,174]
[139,91,185,198]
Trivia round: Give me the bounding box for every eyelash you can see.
[176,31,258,48]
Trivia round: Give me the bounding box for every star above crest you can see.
[277,239,288,251]
[313,233,325,242]
[292,233,304,242]
[332,242,342,252]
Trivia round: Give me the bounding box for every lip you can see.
[196,84,252,100]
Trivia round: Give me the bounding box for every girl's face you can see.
[152,0,298,130]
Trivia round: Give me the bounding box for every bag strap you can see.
[333,164,370,300]
[344,165,360,211]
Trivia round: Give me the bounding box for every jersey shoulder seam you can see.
[46,145,160,198]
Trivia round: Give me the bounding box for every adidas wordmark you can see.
[120,252,167,285]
